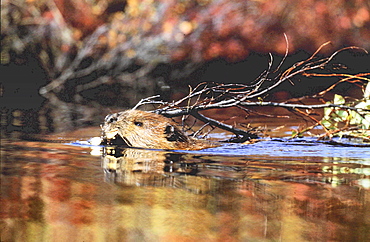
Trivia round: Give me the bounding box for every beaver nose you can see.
[105,113,118,123]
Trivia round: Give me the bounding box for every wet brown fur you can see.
[102,110,217,150]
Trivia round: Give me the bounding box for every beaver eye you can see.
[134,121,143,127]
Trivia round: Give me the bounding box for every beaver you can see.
[101,109,218,150]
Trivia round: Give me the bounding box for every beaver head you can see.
[101,110,198,150]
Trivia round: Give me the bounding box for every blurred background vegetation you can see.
[1,0,369,134]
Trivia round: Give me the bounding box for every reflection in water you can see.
[1,140,370,241]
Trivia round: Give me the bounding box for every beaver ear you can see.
[164,125,188,142]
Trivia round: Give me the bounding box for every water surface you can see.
[1,130,370,241]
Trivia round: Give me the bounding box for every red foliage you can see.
[6,0,370,62]
[155,0,370,61]
[54,0,104,37]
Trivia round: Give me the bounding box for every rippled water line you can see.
[70,137,370,164]
[173,138,370,163]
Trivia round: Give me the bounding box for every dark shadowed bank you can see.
[1,0,370,135]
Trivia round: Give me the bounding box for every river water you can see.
[1,125,370,242]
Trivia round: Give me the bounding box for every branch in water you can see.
[136,42,369,142]
[189,111,258,143]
